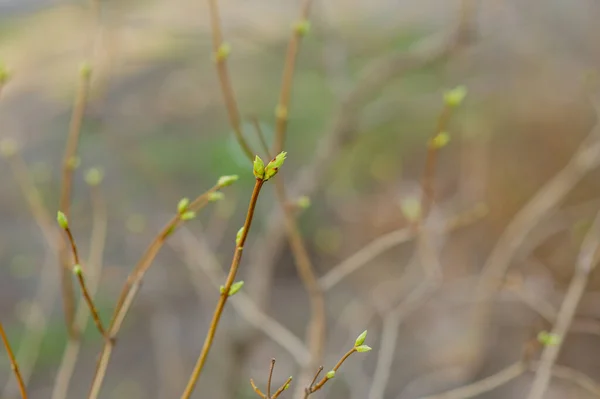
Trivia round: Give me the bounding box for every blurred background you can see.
[1,0,600,398]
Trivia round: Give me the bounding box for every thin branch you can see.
[319,205,486,291]
[58,68,92,337]
[415,362,526,399]
[179,178,267,399]
[525,211,600,399]
[268,358,276,398]
[473,107,600,316]
[251,379,267,399]
[272,375,294,399]
[52,182,108,399]
[58,222,108,340]
[206,0,254,160]
[304,347,358,398]
[249,116,272,159]
[88,182,227,399]
[0,321,28,399]
[272,0,313,155]
[172,226,311,365]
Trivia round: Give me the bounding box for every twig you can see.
[0,321,28,399]
[268,358,276,398]
[304,347,358,398]
[58,216,108,340]
[250,116,272,159]
[206,0,254,159]
[52,181,107,399]
[319,205,487,291]
[179,177,267,399]
[250,359,292,399]
[173,226,310,365]
[272,0,313,155]
[58,67,93,337]
[88,182,227,399]
[472,104,600,366]
[525,211,600,399]
[1,150,63,396]
[415,362,526,399]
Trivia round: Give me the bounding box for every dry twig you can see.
[0,321,28,399]
[525,211,600,399]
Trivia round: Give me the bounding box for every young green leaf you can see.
[178,197,190,213]
[180,211,197,221]
[355,345,372,353]
[218,175,239,187]
[354,330,368,347]
[57,211,69,229]
[72,264,82,275]
[264,151,287,180]
[326,370,336,379]
[236,227,245,246]
[253,155,265,179]
[228,281,244,296]
[443,85,467,107]
[208,192,224,202]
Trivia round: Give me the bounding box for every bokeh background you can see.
[2,0,600,398]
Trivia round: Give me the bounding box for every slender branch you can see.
[267,358,276,398]
[304,348,358,398]
[88,182,227,399]
[58,68,92,337]
[308,366,323,391]
[416,362,526,399]
[179,178,266,399]
[58,221,108,340]
[250,116,272,159]
[525,211,600,399]
[251,379,267,399]
[272,376,294,399]
[206,0,254,160]
[172,227,310,365]
[0,321,28,399]
[272,0,313,155]
[319,205,486,291]
[52,182,108,399]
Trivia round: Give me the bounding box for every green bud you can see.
[218,174,239,187]
[208,192,225,202]
[400,197,422,223]
[66,155,81,170]
[85,168,104,186]
[253,155,265,179]
[219,285,226,294]
[275,104,288,120]
[264,151,287,181]
[228,280,244,296]
[354,330,367,347]
[537,331,561,347]
[443,85,467,107]
[79,62,93,79]
[57,211,69,229]
[0,63,10,84]
[293,19,311,36]
[297,196,311,209]
[214,42,231,62]
[0,138,17,158]
[177,197,190,213]
[429,132,450,149]
[326,370,335,379]
[180,211,196,221]
[284,383,290,390]
[236,227,245,246]
[355,345,372,353]
[72,264,82,275]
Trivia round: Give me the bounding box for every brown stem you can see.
[305,348,357,397]
[87,183,224,399]
[267,358,276,398]
[272,0,313,155]
[251,379,267,399]
[61,226,108,340]
[58,70,92,338]
[419,104,452,221]
[206,0,254,160]
[272,376,294,399]
[0,322,28,399]
[179,178,265,399]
